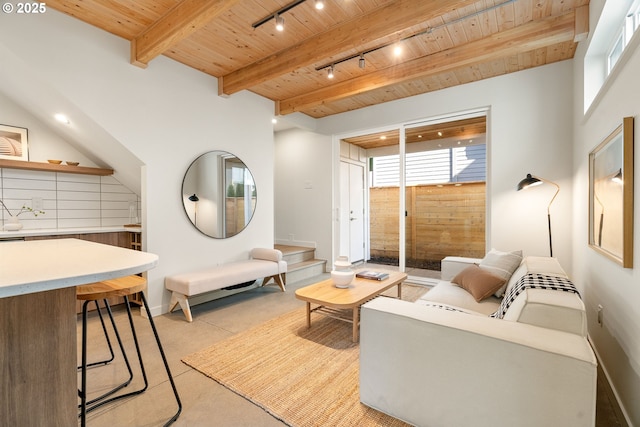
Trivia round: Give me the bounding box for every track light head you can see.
[275,13,284,31]
[359,54,365,69]
[327,65,334,79]
[315,0,324,10]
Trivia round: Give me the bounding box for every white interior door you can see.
[348,163,365,263]
[339,162,350,258]
[339,161,365,263]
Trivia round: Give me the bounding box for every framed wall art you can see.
[589,116,634,268]
[0,124,29,161]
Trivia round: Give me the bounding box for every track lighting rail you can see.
[314,0,517,73]
[252,0,307,29]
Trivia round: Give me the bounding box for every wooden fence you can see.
[369,182,486,267]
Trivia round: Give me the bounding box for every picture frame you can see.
[589,116,634,268]
[0,124,29,161]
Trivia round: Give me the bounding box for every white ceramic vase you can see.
[3,216,23,231]
[331,255,354,288]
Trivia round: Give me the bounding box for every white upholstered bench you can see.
[165,248,287,322]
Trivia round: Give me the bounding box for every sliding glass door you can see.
[402,115,487,283]
[338,110,487,282]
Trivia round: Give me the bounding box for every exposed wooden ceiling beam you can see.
[277,12,576,115]
[219,0,479,95]
[131,0,241,68]
[574,5,590,42]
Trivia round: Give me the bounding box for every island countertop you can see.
[0,238,158,298]
[0,237,159,426]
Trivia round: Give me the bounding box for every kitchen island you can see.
[0,238,158,425]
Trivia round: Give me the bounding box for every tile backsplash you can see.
[1,168,140,230]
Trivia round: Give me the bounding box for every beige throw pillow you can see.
[479,249,523,297]
[452,265,506,302]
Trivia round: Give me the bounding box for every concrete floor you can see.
[79,272,623,427]
[80,275,320,427]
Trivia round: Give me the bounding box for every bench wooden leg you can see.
[274,273,286,291]
[169,292,193,323]
[265,274,286,291]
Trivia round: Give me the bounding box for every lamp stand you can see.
[547,213,553,257]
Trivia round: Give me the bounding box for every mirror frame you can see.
[182,151,257,238]
[588,116,634,268]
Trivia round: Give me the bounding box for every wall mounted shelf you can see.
[0,159,113,176]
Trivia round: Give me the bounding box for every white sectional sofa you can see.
[359,252,597,427]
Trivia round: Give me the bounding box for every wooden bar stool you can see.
[77,275,182,426]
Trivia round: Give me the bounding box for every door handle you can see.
[350,217,357,221]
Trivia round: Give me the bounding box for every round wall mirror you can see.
[182,151,257,238]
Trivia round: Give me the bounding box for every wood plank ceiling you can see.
[342,116,487,149]
[45,0,589,119]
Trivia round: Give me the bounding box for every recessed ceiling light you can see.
[380,135,386,140]
[54,113,70,124]
[272,118,278,124]
[437,131,443,137]
[393,44,402,56]
[315,0,324,10]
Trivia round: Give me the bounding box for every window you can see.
[607,32,624,72]
[585,0,640,112]
[607,1,640,74]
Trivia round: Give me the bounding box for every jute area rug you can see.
[182,284,428,427]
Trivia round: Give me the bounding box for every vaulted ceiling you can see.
[45,0,589,119]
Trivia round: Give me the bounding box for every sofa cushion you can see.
[451,265,506,302]
[504,256,568,296]
[479,248,523,297]
[418,281,501,316]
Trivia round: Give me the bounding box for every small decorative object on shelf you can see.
[331,255,354,288]
[3,216,23,231]
[1,199,45,231]
[356,271,389,281]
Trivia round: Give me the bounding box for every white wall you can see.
[0,10,275,314]
[274,128,333,265]
[314,61,575,272]
[573,2,640,424]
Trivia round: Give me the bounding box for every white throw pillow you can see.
[479,249,523,297]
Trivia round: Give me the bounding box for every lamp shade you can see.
[612,169,623,184]
[517,174,543,191]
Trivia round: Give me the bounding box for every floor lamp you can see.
[517,174,560,257]
[188,193,199,225]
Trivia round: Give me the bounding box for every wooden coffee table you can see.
[294,270,407,342]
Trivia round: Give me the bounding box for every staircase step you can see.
[275,244,316,265]
[275,244,327,284]
[286,259,327,284]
